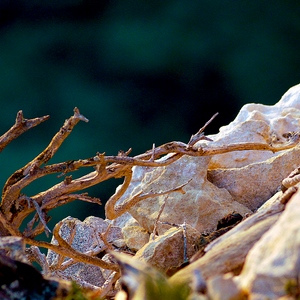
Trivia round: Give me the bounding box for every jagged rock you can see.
[111,84,300,235]
[208,146,300,210]
[236,185,300,299]
[135,224,201,274]
[205,83,300,169]
[169,191,284,286]
[47,216,124,287]
[119,155,251,235]
[122,225,150,252]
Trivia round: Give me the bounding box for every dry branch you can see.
[0,110,49,153]
[0,107,299,285]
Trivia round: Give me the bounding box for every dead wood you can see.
[0,108,298,298]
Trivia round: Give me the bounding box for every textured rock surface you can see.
[205,84,300,169]
[169,192,283,286]
[125,155,251,234]
[135,224,201,274]
[208,146,300,210]
[47,216,124,286]
[111,84,300,236]
[237,186,300,299]
[122,225,150,252]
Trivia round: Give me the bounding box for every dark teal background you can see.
[0,1,299,230]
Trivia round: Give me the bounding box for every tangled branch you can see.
[0,107,298,289]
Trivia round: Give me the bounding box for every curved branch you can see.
[0,111,49,153]
[24,221,120,272]
[1,108,89,217]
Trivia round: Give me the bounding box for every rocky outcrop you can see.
[47,83,300,299]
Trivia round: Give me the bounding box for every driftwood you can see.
[0,108,299,298]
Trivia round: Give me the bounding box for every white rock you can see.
[47,216,124,287]
[237,185,300,299]
[124,155,251,234]
[203,83,300,169]
[109,85,300,235]
[208,146,300,210]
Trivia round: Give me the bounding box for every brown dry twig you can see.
[0,108,298,275]
[0,110,49,153]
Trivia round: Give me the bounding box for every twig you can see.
[0,111,49,153]
[151,195,168,240]
[26,245,50,275]
[24,223,120,272]
[1,107,89,217]
[99,223,114,251]
[107,179,191,220]
[187,112,218,146]
[182,221,188,263]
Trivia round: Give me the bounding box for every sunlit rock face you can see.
[236,188,300,300]
[113,84,300,235]
[205,83,300,169]
[125,155,251,234]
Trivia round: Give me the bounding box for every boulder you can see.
[237,185,300,299]
[135,224,201,274]
[123,155,251,234]
[111,84,300,235]
[205,83,300,169]
[47,216,124,287]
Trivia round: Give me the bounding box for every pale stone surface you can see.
[204,83,300,169]
[121,155,251,235]
[135,224,201,273]
[111,85,300,237]
[47,216,124,287]
[237,186,300,299]
[122,225,150,252]
[208,146,300,210]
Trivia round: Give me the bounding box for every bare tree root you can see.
[0,108,298,285]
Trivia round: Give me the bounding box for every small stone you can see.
[135,224,200,273]
[237,185,300,299]
[46,216,123,287]
[122,225,150,252]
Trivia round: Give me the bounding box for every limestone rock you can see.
[47,216,124,287]
[122,225,150,252]
[169,191,284,286]
[135,224,201,274]
[236,186,300,299]
[204,83,300,169]
[208,146,300,210]
[117,155,251,235]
